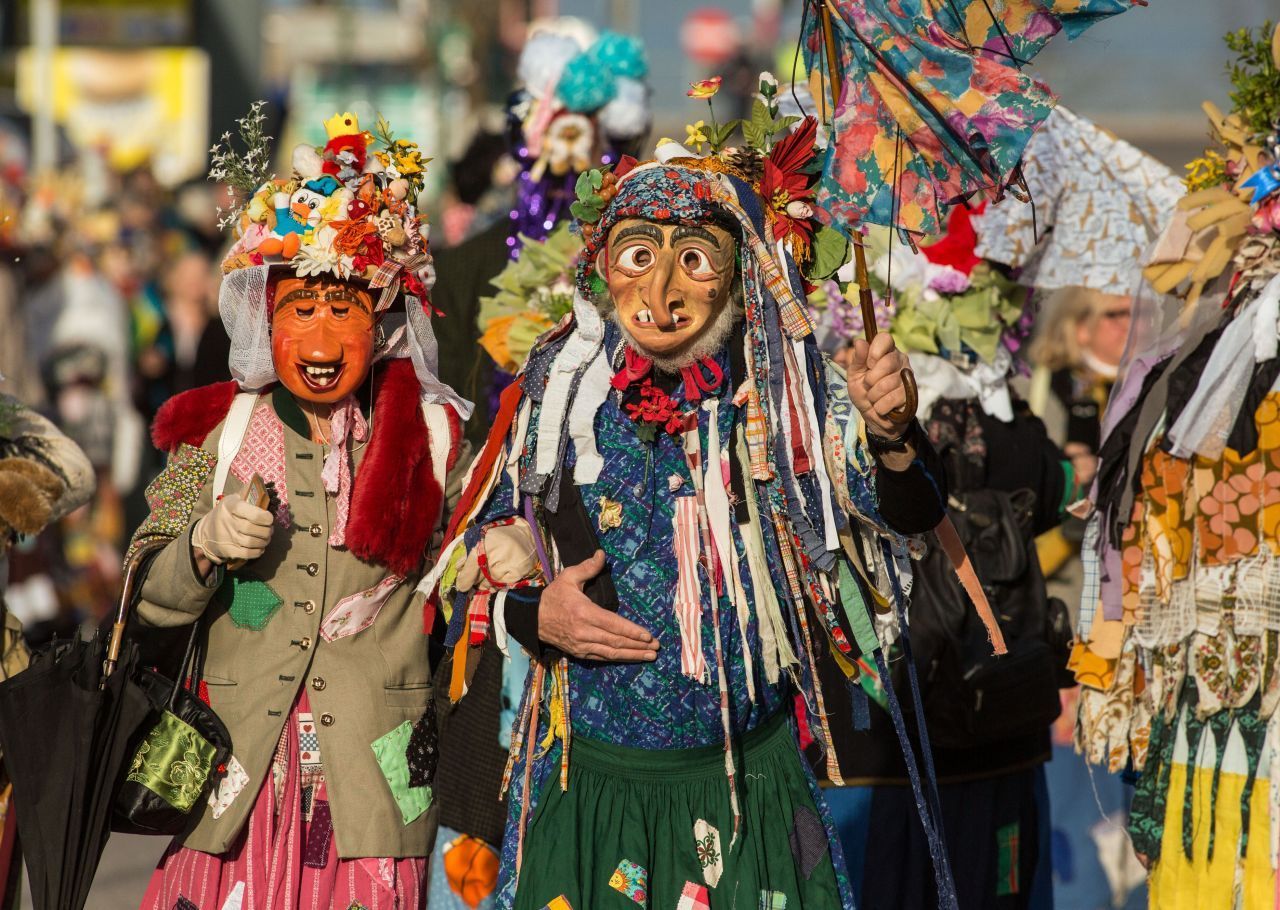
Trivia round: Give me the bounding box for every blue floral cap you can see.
[575,165,718,296]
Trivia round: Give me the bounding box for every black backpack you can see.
[898,407,1069,750]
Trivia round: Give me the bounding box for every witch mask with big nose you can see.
[597,217,738,361]
[270,275,376,404]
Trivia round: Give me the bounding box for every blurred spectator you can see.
[1,392,96,646]
[1023,289,1133,613]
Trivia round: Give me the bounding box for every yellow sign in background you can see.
[16,47,210,186]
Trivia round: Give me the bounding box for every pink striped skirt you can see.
[139,691,425,910]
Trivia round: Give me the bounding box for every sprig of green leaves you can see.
[571,170,606,224]
[1224,22,1280,137]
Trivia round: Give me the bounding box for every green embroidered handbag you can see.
[109,542,232,836]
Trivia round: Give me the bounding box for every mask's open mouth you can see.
[297,361,345,393]
[633,308,691,330]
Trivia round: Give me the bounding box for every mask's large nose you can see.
[645,256,682,330]
[298,318,345,363]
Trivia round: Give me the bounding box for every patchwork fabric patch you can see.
[127,443,217,562]
[539,897,573,910]
[370,720,432,825]
[217,574,283,631]
[207,755,249,819]
[303,799,333,868]
[405,704,439,788]
[228,401,291,527]
[693,818,723,887]
[297,713,323,791]
[608,858,648,905]
[320,576,403,642]
[759,892,788,910]
[788,805,828,880]
[301,785,314,822]
[996,822,1020,896]
[675,882,710,910]
[172,897,198,910]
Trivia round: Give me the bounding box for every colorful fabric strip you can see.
[673,496,709,683]
[703,399,756,703]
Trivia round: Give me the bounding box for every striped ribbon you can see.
[672,496,709,683]
[369,251,432,313]
[680,418,741,846]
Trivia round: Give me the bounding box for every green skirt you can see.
[512,711,842,909]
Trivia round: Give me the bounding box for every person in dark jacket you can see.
[813,218,1095,910]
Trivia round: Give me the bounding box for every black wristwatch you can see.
[865,420,919,458]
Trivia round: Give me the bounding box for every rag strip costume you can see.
[422,156,951,909]
[1072,25,1280,908]
[427,23,653,908]
[128,109,467,908]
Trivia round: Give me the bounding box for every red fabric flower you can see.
[919,203,985,275]
[402,270,427,300]
[614,155,639,179]
[623,380,686,437]
[760,117,819,245]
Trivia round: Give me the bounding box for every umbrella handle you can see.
[103,538,170,680]
[853,237,918,424]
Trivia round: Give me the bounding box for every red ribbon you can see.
[611,347,725,401]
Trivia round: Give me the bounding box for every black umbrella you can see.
[0,544,161,910]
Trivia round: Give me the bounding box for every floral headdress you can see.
[210,104,468,417]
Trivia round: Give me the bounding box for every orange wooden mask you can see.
[270,275,375,404]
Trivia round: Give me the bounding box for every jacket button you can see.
[320,713,335,727]
[312,676,326,691]
[299,637,311,650]
[306,562,319,576]
[302,600,316,615]
[309,523,323,538]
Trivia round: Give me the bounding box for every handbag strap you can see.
[166,620,204,712]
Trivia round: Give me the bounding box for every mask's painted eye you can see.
[615,242,656,274]
[295,306,315,319]
[680,246,715,279]
[331,306,349,318]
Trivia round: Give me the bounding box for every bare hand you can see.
[538,550,659,662]
[846,334,913,439]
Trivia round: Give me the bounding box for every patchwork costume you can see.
[427,152,950,909]
[129,109,468,909]
[1073,25,1280,906]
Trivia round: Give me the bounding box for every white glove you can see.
[191,493,275,565]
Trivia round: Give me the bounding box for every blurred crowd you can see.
[1,153,233,643]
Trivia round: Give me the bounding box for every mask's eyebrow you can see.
[323,289,371,312]
[613,223,665,247]
[672,224,722,249]
[276,288,319,310]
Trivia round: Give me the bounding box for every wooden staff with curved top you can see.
[818,1,918,425]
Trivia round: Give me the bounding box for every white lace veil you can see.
[217,262,473,419]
